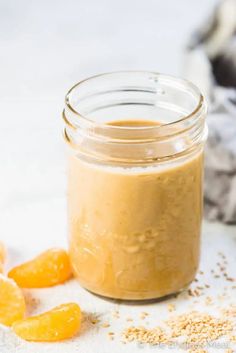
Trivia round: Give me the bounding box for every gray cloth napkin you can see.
[184,0,236,223]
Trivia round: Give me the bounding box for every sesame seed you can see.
[122,311,233,346]
[226,277,234,282]
[91,318,100,325]
[122,325,169,345]
[126,317,133,322]
[167,303,176,312]
[102,322,110,328]
[166,311,232,344]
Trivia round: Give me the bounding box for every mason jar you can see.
[63,71,207,301]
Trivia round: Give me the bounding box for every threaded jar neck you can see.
[63,71,207,165]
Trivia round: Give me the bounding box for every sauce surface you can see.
[68,120,203,300]
[108,119,161,127]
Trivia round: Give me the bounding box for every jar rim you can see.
[65,70,206,131]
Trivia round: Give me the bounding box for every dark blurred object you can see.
[204,113,236,223]
[185,0,236,102]
[211,40,236,87]
[184,0,236,223]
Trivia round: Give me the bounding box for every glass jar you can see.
[63,71,207,301]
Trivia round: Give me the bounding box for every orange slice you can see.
[13,303,81,341]
[0,241,6,273]
[8,248,72,288]
[0,274,25,326]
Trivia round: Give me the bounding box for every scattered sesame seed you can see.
[112,311,120,319]
[222,305,236,318]
[140,311,149,320]
[226,277,234,282]
[122,311,233,347]
[122,325,169,345]
[167,303,176,312]
[188,289,193,297]
[205,296,213,306]
[126,318,133,322]
[102,322,110,328]
[91,318,100,325]
[166,311,232,344]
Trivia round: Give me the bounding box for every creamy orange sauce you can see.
[67,120,203,300]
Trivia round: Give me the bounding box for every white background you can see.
[0,0,217,254]
[0,0,217,99]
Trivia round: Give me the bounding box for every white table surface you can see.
[2,1,235,352]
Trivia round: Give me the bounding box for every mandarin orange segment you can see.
[8,248,72,288]
[0,241,6,273]
[0,274,26,326]
[13,303,81,342]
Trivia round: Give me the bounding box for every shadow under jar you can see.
[63,71,207,301]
